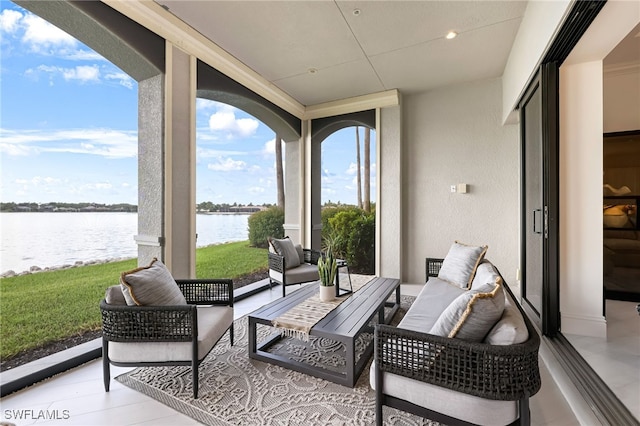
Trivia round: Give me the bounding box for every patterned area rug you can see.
[116,294,438,425]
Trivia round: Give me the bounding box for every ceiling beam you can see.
[304,90,400,120]
[102,1,400,121]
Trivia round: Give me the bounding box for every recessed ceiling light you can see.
[446,31,458,40]
[308,68,318,74]
[353,9,361,16]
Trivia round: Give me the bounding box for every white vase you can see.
[319,285,335,302]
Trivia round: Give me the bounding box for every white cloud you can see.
[207,104,259,139]
[105,71,134,89]
[196,147,246,158]
[94,182,113,190]
[1,8,105,62]
[0,9,22,33]
[63,65,100,83]
[0,128,138,159]
[263,138,275,155]
[21,13,77,53]
[26,64,102,85]
[207,157,247,172]
[248,186,265,194]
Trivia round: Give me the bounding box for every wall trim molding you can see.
[134,234,164,247]
[604,61,640,77]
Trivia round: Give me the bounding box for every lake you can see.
[0,212,249,274]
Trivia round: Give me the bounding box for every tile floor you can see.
[1,283,588,425]
[564,299,640,420]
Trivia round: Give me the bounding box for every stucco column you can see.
[284,136,304,245]
[377,105,403,279]
[310,126,322,251]
[135,74,165,267]
[284,120,311,248]
[164,44,197,278]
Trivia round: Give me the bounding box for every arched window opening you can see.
[320,126,377,275]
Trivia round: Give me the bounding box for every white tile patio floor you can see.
[1,283,591,425]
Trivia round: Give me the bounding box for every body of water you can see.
[0,212,249,274]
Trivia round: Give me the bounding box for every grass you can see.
[0,241,267,360]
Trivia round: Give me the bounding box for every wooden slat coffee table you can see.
[248,276,401,387]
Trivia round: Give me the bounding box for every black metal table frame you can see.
[248,277,401,387]
[335,259,352,297]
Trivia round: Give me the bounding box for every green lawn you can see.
[0,241,267,359]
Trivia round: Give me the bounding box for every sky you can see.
[0,1,376,207]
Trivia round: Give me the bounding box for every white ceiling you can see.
[604,22,640,66]
[155,1,528,106]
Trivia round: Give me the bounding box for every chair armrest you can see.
[268,251,285,273]
[425,257,444,281]
[176,279,233,306]
[100,300,196,343]
[304,248,322,265]
[375,323,541,401]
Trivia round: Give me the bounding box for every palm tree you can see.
[364,127,371,213]
[275,133,284,208]
[356,127,362,208]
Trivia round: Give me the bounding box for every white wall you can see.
[559,61,606,338]
[604,66,640,132]
[402,78,520,285]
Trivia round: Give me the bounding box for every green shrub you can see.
[346,212,376,273]
[322,206,376,274]
[248,206,284,248]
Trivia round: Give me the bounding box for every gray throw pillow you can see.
[270,237,301,270]
[429,277,505,342]
[105,285,127,305]
[437,241,488,289]
[120,258,187,306]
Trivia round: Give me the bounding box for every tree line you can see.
[0,202,138,212]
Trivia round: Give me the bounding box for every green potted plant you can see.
[317,245,337,302]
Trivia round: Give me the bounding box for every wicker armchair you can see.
[268,248,321,297]
[374,258,541,426]
[101,279,233,398]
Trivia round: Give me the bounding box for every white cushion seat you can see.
[109,305,233,362]
[370,363,518,426]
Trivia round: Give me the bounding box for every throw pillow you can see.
[429,277,505,342]
[270,236,301,270]
[120,258,187,306]
[437,241,488,289]
[105,285,127,305]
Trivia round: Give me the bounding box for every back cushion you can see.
[471,261,500,291]
[270,237,301,270]
[484,296,529,345]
